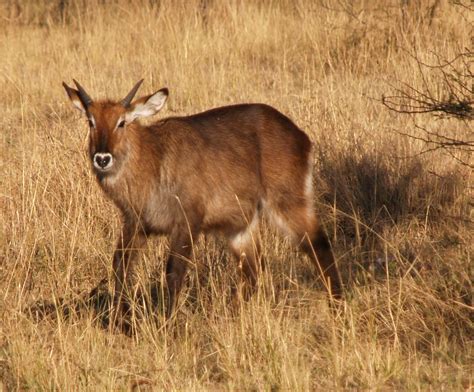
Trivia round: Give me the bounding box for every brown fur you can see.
[63,82,342,324]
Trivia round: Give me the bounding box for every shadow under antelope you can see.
[63,79,342,327]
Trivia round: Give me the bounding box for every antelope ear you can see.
[126,88,168,122]
[62,82,87,113]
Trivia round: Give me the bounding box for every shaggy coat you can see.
[63,80,342,322]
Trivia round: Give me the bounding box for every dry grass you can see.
[1,0,473,390]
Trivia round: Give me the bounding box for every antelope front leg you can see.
[112,222,146,331]
[165,230,193,319]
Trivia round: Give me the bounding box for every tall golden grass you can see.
[0,0,472,389]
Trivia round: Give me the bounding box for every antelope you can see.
[63,79,342,324]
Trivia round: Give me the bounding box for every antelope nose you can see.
[94,153,112,169]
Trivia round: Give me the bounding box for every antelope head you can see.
[63,79,168,176]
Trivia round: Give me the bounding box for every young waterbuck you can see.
[63,79,342,323]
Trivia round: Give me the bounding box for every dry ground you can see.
[0,0,472,390]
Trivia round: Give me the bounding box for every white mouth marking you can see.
[93,152,114,171]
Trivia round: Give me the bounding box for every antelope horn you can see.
[72,79,93,107]
[121,79,144,108]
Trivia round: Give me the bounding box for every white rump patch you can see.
[304,167,316,222]
[304,168,313,199]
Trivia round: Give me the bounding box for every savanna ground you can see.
[0,0,472,390]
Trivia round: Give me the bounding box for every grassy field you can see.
[0,0,472,390]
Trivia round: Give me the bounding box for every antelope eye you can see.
[118,120,126,128]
